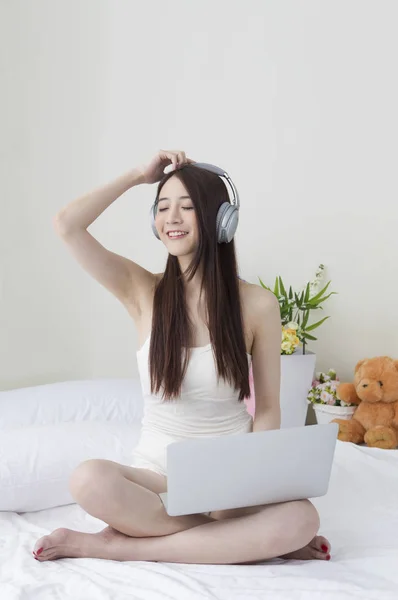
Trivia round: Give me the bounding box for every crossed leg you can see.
[32,459,331,564]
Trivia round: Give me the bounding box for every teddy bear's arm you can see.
[337,382,362,405]
[393,401,398,430]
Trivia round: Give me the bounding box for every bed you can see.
[1,379,397,599]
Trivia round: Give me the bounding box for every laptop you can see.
[159,423,338,516]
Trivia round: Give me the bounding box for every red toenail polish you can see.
[36,548,43,555]
[326,554,331,560]
[321,544,328,552]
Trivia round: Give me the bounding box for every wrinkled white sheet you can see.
[1,441,397,600]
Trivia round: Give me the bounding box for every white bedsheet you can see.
[1,440,397,600]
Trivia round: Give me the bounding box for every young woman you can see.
[33,149,331,564]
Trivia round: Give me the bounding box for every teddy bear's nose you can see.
[378,381,383,387]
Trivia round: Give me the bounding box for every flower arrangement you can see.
[307,369,355,407]
[258,264,337,355]
[281,325,300,355]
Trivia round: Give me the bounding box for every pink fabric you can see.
[238,276,256,417]
[244,364,255,417]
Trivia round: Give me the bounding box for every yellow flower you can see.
[285,328,297,336]
[281,341,293,353]
[281,325,300,354]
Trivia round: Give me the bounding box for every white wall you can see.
[1,0,397,391]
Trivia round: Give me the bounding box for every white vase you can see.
[280,349,317,428]
[312,403,356,425]
[245,348,316,428]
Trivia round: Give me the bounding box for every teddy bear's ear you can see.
[354,359,367,373]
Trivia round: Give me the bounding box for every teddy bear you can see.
[332,356,398,449]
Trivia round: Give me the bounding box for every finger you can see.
[178,151,186,165]
[159,150,178,167]
[173,152,183,167]
[169,152,179,168]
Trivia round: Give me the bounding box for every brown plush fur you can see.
[332,356,398,449]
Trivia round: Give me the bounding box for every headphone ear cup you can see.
[150,204,160,240]
[216,203,239,243]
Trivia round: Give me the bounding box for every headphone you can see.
[150,162,240,244]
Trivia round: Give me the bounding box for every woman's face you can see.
[155,175,199,257]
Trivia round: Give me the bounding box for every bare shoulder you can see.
[239,279,280,320]
[238,280,280,354]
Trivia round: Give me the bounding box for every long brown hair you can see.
[149,164,250,402]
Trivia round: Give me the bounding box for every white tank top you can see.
[136,332,253,438]
[132,333,253,475]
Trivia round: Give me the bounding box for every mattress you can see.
[1,440,397,600]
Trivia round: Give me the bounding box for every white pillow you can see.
[0,420,142,512]
[0,378,144,430]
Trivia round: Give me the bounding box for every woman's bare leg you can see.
[33,459,330,563]
[33,498,327,564]
[32,459,215,560]
[112,499,322,564]
[71,459,215,536]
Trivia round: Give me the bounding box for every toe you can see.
[33,537,49,556]
[311,535,331,555]
[312,548,331,561]
[33,528,69,558]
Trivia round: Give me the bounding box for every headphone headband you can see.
[190,162,240,210]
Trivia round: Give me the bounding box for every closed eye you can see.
[158,207,194,212]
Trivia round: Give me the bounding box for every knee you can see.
[298,499,320,540]
[68,459,111,502]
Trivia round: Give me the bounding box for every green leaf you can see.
[299,290,304,305]
[288,286,293,299]
[258,276,266,289]
[302,310,310,329]
[309,281,331,304]
[302,332,317,341]
[278,276,287,298]
[309,291,338,306]
[304,283,311,303]
[274,277,280,297]
[305,316,330,331]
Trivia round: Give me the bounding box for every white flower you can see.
[299,264,325,296]
[321,391,335,405]
[340,400,354,408]
[287,321,299,330]
[320,391,329,403]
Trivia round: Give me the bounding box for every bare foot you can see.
[280,535,331,561]
[32,525,134,562]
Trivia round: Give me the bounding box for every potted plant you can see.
[307,369,357,424]
[244,265,337,428]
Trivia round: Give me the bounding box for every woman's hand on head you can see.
[137,150,195,185]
